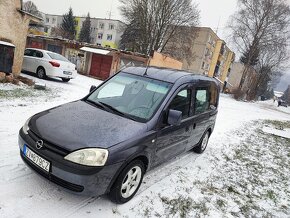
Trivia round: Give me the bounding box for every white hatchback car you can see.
[22,48,77,82]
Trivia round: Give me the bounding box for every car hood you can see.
[29,100,148,151]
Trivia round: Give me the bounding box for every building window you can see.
[99,23,104,29]
[201,62,205,69]
[107,34,113,41]
[208,35,212,43]
[74,20,78,26]
[52,18,56,24]
[205,48,210,56]
[46,18,50,23]
[109,24,114,30]
[98,33,103,39]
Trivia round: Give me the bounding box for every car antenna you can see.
[143,50,154,76]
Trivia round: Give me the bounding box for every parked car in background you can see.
[19,67,220,203]
[278,99,288,107]
[22,48,77,82]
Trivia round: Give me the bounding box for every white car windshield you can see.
[86,72,172,122]
[47,52,69,62]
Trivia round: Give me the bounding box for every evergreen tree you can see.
[79,13,91,43]
[61,7,76,40]
[240,46,259,66]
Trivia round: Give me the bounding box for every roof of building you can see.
[0,40,15,47]
[44,13,125,24]
[122,66,218,84]
[80,47,110,55]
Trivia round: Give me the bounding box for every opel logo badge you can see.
[36,140,44,150]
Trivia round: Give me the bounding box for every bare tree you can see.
[163,26,199,66]
[119,0,200,56]
[23,1,42,17]
[228,0,290,97]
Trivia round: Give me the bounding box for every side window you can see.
[31,50,37,57]
[195,88,210,114]
[169,89,191,119]
[35,51,43,58]
[209,84,218,107]
[24,49,33,56]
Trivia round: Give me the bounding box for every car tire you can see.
[62,78,70,82]
[193,131,210,154]
[36,67,46,79]
[109,160,145,204]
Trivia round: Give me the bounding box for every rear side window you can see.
[35,51,43,58]
[195,88,210,114]
[209,84,218,107]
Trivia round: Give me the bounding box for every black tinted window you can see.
[195,88,210,114]
[35,51,43,58]
[169,89,191,119]
[209,84,218,107]
[24,49,33,56]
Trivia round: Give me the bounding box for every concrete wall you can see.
[0,0,39,75]
[228,62,244,90]
[150,52,183,70]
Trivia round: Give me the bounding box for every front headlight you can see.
[64,148,109,166]
[23,117,32,134]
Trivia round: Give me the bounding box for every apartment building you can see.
[183,27,235,84]
[42,14,124,49]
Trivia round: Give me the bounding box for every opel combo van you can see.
[19,67,220,203]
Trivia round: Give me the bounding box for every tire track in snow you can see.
[61,197,99,217]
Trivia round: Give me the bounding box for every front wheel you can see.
[62,78,70,82]
[193,131,210,154]
[109,160,145,204]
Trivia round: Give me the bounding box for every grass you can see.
[0,86,59,101]
[156,120,290,217]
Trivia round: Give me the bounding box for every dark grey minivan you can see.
[19,67,219,203]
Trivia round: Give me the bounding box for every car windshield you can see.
[86,72,172,122]
[47,52,69,62]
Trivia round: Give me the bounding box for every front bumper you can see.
[18,129,123,196]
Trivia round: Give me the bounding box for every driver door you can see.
[153,84,194,166]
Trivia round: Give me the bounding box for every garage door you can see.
[90,54,113,80]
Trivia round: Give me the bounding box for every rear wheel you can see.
[109,160,145,204]
[62,78,70,82]
[193,131,210,154]
[36,67,46,79]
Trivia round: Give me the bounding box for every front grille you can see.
[21,152,84,192]
[28,130,69,156]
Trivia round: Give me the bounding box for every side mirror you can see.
[167,109,182,126]
[90,85,97,93]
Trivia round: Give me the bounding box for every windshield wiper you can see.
[85,99,106,109]
[98,101,138,121]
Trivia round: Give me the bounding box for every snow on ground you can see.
[0,74,289,218]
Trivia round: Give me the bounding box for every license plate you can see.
[23,145,50,172]
[63,71,72,75]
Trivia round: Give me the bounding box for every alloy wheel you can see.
[121,166,142,198]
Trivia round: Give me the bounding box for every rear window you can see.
[47,52,69,62]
